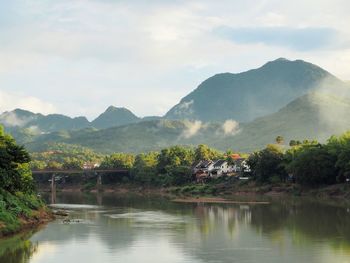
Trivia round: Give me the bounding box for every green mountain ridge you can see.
[212,92,350,152]
[17,91,350,154]
[1,58,350,154]
[165,58,344,122]
[0,106,141,133]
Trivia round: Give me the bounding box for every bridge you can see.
[32,169,129,193]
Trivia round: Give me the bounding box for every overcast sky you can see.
[1,0,350,120]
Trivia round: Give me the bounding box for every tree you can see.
[194,144,222,161]
[247,144,286,183]
[326,132,350,182]
[157,146,194,174]
[289,140,298,147]
[131,152,159,183]
[287,145,337,186]
[100,153,135,169]
[275,136,284,145]
[0,126,34,193]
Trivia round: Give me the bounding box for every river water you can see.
[1,192,350,263]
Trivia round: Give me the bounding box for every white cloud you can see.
[1,0,350,118]
[0,90,56,115]
[181,120,202,138]
[221,119,240,136]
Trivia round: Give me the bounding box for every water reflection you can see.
[2,193,350,263]
[0,232,38,263]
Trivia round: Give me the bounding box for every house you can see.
[210,159,229,178]
[83,162,100,170]
[192,160,214,182]
[229,158,251,175]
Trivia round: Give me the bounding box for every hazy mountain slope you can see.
[212,92,350,152]
[30,114,91,132]
[91,106,140,129]
[23,92,350,154]
[165,58,343,122]
[0,106,142,133]
[24,120,229,153]
[0,109,90,132]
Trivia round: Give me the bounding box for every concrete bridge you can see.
[32,169,129,192]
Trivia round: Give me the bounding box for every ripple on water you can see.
[106,211,191,228]
[49,204,102,210]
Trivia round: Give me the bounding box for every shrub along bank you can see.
[0,126,52,237]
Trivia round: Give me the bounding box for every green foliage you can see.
[275,136,284,144]
[100,153,135,169]
[0,190,44,235]
[247,144,286,183]
[0,126,34,194]
[286,145,337,186]
[157,146,194,173]
[248,131,350,187]
[326,132,350,182]
[195,144,222,161]
[30,143,104,170]
[131,152,159,184]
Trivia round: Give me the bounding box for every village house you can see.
[230,158,250,173]
[192,160,214,182]
[210,159,229,178]
[193,156,251,182]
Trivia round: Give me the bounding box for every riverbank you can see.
[37,179,350,200]
[0,190,53,238]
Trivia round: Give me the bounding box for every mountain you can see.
[24,120,230,153]
[22,92,350,154]
[165,58,344,122]
[91,106,140,129]
[212,92,350,152]
[0,109,90,133]
[2,58,350,154]
[0,106,142,133]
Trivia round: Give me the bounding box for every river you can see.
[1,192,350,263]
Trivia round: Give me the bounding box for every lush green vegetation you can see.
[30,143,104,170]
[0,126,48,236]
[29,131,350,193]
[247,132,350,187]
[98,144,225,186]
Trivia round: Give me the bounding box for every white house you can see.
[228,158,251,174]
[209,159,229,178]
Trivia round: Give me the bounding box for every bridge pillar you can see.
[97,173,102,191]
[51,173,56,204]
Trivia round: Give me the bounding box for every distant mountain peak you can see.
[165,58,342,122]
[105,106,129,113]
[91,106,140,129]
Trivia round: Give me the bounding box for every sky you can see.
[1,0,350,120]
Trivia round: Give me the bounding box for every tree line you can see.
[27,130,350,188]
[247,132,350,187]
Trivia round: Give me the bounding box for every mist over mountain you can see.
[19,91,350,154]
[0,109,91,133]
[1,58,350,154]
[165,58,342,122]
[0,106,142,133]
[213,92,350,152]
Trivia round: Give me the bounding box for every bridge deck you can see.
[32,169,128,174]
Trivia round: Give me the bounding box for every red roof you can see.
[231,154,241,159]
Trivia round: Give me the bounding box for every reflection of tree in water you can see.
[250,200,350,251]
[33,193,350,262]
[250,201,292,234]
[0,232,38,263]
